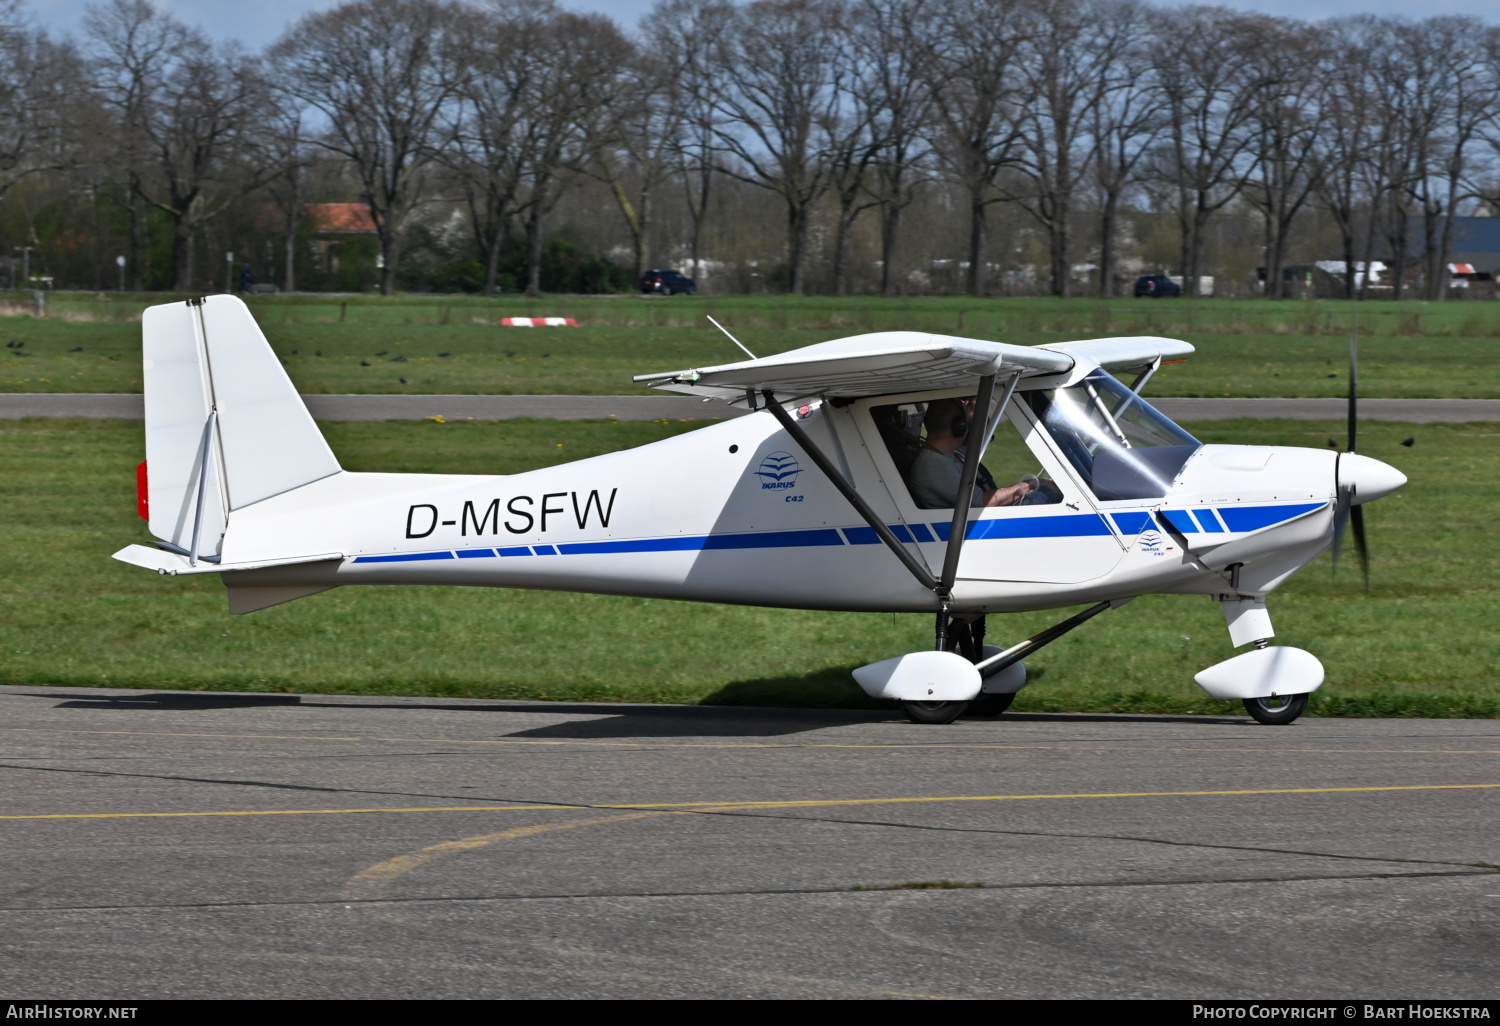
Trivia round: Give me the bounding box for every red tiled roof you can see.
[306,203,378,233]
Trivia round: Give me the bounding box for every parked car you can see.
[640,269,696,295]
[1133,274,1181,298]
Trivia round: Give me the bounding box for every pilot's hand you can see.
[983,481,1033,507]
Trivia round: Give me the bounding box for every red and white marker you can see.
[501,317,578,327]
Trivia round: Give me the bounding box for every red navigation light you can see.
[136,461,149,519]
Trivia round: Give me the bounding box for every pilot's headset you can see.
[923,398,968,439]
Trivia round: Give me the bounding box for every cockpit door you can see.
[854,390,1128,585]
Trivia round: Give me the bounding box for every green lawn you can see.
[2,292,1499,397]
[2,415,1494,716]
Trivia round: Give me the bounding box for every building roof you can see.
[305,203,378,233]
[1406,217,1500,259]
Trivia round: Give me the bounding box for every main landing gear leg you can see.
[962,615,1015,718]
[903,600,970,725]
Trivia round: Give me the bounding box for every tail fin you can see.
[142,296,340,558]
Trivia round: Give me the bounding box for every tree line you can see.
[4,0,1500,299]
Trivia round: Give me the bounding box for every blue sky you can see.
[31,0,1499,49]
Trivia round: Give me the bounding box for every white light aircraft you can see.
[115,296,1406,725]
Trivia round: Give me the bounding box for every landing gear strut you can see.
[899,612,1012,723]
[953,615,1014,718]
[900,603,972,725]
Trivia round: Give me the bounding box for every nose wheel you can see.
[1242,693,1309,725]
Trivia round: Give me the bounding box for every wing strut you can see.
[939,373,1006,596]
[762,391,937,593]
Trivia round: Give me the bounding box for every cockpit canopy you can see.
[1024,371,1201,501]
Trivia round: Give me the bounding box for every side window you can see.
[871,397,1063,510]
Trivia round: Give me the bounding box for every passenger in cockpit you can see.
[908,397,1051,509]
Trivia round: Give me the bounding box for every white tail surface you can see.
[143,296,340,556]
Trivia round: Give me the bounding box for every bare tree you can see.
[1088,1,1159,298]
[924,0,1034,297]
[1352,19,1418,300]
[1363,19,1466,302]
[87,1,273,291]
[1149,7,1269,297]
[510,9,629,296]
[580,30,677,279]
[855,0,934,297]
[263,95,314,293]
[711,0,843,294]
[84,0,184,290]
[271,0,464,295]
[11,0,1500,300]
[1471,28,1500,223]
[1385,20,1452,301]
[445,2,550,295]
[653,0,733,286]
[822,7,882,296]
[1241,21,1328,299]
[0,4,85,206]
[1014,0,1134,298]
[1316,18,1379,300]
[1416,19,1498,300]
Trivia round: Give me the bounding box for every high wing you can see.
[633,330,1191,404]
[1035,335,1194,371]
[633,330,1071,404]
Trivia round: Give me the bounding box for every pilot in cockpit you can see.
[907,397,1057,510]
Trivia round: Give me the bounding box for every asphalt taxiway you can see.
[1,685,1495,999]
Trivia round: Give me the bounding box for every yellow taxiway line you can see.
[341,812,670,900]
[4,782,1498,822]
[10,727,1500,756]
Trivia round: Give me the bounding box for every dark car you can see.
[1133,274,1181,298]
[640,269,696,296]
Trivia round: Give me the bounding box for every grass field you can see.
[2,415,1494,717]
[2,292,1499,398]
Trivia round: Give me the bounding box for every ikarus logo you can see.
[756,451,801,490]
[1139,529,1166,555]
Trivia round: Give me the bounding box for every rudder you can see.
[142,296,340,559]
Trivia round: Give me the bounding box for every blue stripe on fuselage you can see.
[842,524,931,545]
[1217,501,1327,533]
[929,514,1113,541]
[352,550,455,564]
[1160,509,1199,534]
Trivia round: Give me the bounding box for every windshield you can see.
[1025,371,1201,501]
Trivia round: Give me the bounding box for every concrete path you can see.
[0,684,1495,999]
[4,392,1499,422]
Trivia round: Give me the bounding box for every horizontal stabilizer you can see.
[112,544,343,577]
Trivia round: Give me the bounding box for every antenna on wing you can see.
[708,315,757,361]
